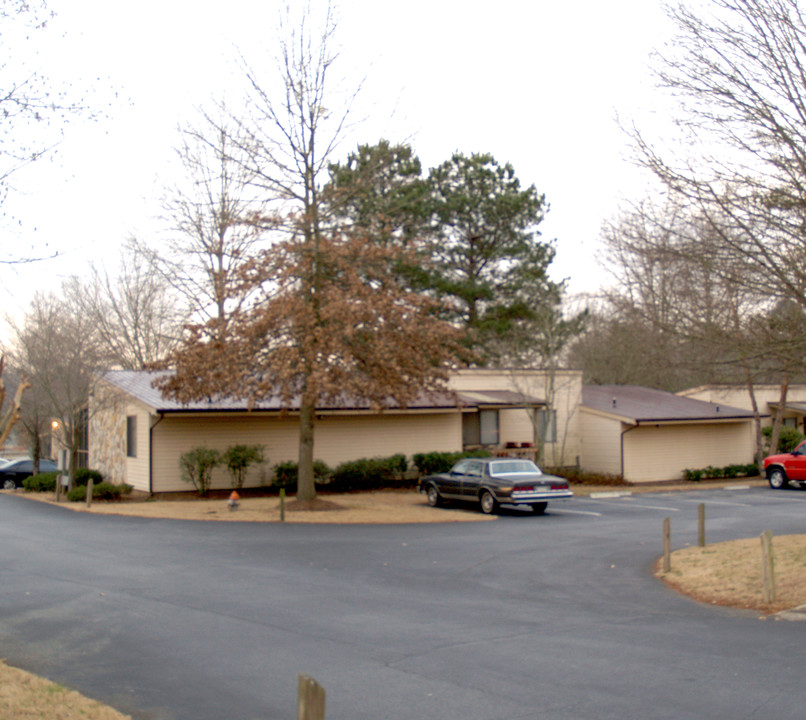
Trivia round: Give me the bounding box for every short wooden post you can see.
[698,503,705,547]
[761,530,776,604]
[297,674,325,720]
[280,487,286,522]
[86,478,94,508]
[663,517,671,573]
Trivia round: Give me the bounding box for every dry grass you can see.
[7,487,494,524]
[0,659,131,719]
[657,534,806,614]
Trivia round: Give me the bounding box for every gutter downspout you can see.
[149,413,165,496]
[620,423,640,480]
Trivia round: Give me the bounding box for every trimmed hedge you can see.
[683,464,758,481]
[271,460,332,493]
[329,454,408,492]
[412,450,491,476]
[22,472,59,492]
[548,467,627,486]
[67,481,133,502]
[74,468,104,486]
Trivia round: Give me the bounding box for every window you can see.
[537,409,557,443]
[126,416,137,458]
[463,409,500,446]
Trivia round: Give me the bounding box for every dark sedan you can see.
[0,459,58,489]
[419,457,573,514]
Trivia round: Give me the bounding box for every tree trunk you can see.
[744,368,764,469]
[297,392,317,502]
[768,375,789,456]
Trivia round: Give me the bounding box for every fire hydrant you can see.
[228,490,240,511]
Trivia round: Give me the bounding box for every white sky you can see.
[0,0,673,330]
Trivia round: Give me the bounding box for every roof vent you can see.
[716,405,720,412]
[612,398,617,408]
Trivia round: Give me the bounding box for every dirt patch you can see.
[657,534,806,615]
[0,659,131,719]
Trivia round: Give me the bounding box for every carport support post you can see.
[663,517,671,573]
[761,530,776,604]
[298,674,325,720]
[698,503,705,547]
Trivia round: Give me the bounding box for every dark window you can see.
[126,416,137,458]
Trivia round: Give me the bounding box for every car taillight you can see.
[513,485,534,492]
[550,483,568,490]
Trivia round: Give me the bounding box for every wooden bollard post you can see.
[761,529,776,604]
[298,674,325,720]
[280,487,286,522]
[663,517,671,573]
[86,478,94,508]
[698,503,705,547]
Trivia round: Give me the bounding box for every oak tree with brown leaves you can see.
[156,226,467,502]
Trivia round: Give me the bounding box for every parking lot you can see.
[1,486,805,720]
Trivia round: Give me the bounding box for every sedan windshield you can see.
[489,460,542,476]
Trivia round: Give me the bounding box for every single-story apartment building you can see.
[89,368,582,493]
[679,384,806,434]
[580,385,757,483]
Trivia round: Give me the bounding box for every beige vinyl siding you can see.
[623,422,754,483]
[579,409,624,476]
[151,411,461,493]
[681,386,771,413]
[498,407,536,446]
[680,384,806,422]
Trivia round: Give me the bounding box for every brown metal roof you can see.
[582,385,755,423]
[98,370,544,414]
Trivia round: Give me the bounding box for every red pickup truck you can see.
[764,441,806,489]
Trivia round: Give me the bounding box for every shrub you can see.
[271,460,332,493]
[550,467,627,486]
[762,425,805,454]
[683,463,759,481]
[179,447,222,497]
[222,444,265,489]
[67,481,132,502]
[413,450,491,476]
[74,468,104,487]
[330,454,409,492]
[23,472,59,492]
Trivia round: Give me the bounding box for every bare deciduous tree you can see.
[63,239,184,370]
[11,291,105,485]
[634,0,806,310]
[154,111,270,331]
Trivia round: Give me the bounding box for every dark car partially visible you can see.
[419,457,573,514]
[0,459,58,489]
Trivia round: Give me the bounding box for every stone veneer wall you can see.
[89,383,127,485]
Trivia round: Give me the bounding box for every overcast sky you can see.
[0,0,674,328]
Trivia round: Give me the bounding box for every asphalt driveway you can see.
[1,487,805,720]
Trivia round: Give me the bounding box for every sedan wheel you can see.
[479,490,498,515]
[2,478,16,490]
[425,484,442,507]
[768,468,789,490]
